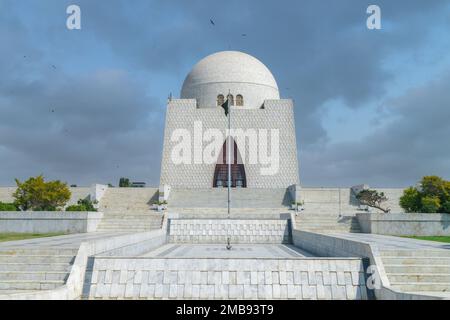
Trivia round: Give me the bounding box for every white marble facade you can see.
[159,51,300,189]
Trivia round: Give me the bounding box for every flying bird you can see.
[210,19,215,26]
[241,34,247,37]
[51,65,56,69]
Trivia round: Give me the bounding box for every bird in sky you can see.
[210,19,215,26]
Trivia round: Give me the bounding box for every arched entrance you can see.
[213,138,247,188]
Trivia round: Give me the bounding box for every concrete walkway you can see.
[0,232,126,249]
[330,232,450,250]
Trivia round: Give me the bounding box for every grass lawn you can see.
[402,236,450,243]
[0,232,66,243]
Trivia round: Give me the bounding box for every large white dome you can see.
[180,51,280,108]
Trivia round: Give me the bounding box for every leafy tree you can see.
[356,189,390,213]
[119,177,131,188]
[13,175,71,211]
[399,176,450,213]
[442,201,450,214]
[421,176,449,204]
[421,196,440,213]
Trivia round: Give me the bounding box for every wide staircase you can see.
[0,248,77,295]
[168,188,291,217]
[97,188,163,232]
[295,213,361,233]
[381,249,450,298]
[294,189,361,233]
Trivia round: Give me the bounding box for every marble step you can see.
[0,263,72,272]
[391,283,450,292]
[100,217,161,220]
[99,220,161,224]
[388,273,450,283]
[297,230,360,234]
[0,255,75,264]
[97,227,158,231]
[0,289,42,295]
[384,265,450,274]
[381,250,450,258]
[296,216,358,220]
[403,291,450,299]
[0,271,69,281]
[100,214,162,217]
[0,280,65,290]
[296,222,360,227]
[0,249,78,256]
[298,226,361,231]
[168,188,291,208]
[382,257,450,265]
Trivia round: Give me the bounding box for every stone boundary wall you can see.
[299,187,405,214]
[0,212,103,234]
[0,229,168,300]
[357,213,450,236]
[84,256,368,300]
[168,219,291,244]
[291,229,440,300]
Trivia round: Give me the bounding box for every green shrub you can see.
[0,202,18,211]
[65,198,97,212]
[65,204,87,211]
[119,177,131,188]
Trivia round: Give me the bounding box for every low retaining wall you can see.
[0,212,103,234]
[85,256,368,300]
[357,213,450,236]
[168,219,291,244]
[291,229,438,300]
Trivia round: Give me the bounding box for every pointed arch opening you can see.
[236,94,243,106]
[213,137,247,188]
[217,94,225,106]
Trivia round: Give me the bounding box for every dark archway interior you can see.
[213,139,246,188]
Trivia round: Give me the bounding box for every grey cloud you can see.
[300,69,450,187]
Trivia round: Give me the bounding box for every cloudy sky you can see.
[0,0,449,187]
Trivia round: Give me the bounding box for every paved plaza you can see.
[141,243,314,258]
